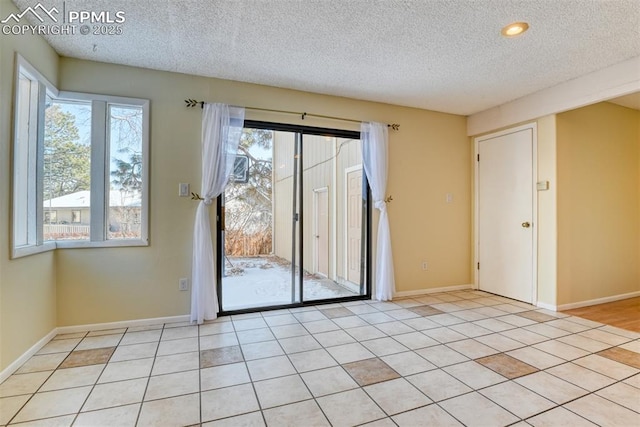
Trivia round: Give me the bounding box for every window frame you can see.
[11,55,150,258]
[12,55,57,258]
[53,91,150,249]
[216,120,372,315]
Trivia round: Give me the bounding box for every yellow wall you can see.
[0,0,59,371]
[55,57,471,325]
[390,108,471,289]
[556,102,640,305]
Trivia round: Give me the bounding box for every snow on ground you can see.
[221,256,357,310]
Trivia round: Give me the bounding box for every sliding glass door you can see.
[217,122,370,313]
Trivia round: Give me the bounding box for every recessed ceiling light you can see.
[501,22,529,37]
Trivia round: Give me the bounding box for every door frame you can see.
[473,122,538,304]
[313,186,329,278]
[216,120,372,316]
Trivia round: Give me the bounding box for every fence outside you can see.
[43,224,90,240]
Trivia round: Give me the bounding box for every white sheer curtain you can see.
[191,103,245,324]
[361,121,395,301]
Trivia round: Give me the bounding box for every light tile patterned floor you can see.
[1,290,639,426]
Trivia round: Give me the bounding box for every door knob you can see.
[521,222,531,228]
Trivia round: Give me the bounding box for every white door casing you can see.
[475,124,537,304]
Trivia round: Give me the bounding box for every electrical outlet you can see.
[421,261,428,271]
[179,278,189,291]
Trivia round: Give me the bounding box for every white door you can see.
[477,127,534,303]
[314,188,329,277]
[346,168,362,285]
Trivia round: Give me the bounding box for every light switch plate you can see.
[179,183,190,197]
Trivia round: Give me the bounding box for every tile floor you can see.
[1,290,639,426]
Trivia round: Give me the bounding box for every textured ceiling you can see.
[10,0,640,115]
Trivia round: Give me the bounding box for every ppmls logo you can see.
[2,2,126,36]
[1,3,58,24]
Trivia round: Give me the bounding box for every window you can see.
[107,104,144,240]
[12,56,51,256]
[44,211,57,224]
[43,97,91,241]
[12,55,149,258]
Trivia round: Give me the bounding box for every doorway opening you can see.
[217,121,371,313]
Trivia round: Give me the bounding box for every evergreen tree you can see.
[111,153,142,192]
[43,104,90,200]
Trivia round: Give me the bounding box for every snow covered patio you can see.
[221,256,358,311]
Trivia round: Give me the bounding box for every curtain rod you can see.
[184,99,400,130]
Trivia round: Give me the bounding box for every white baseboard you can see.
[56,315,190,335]
[394,284,473,298]
[0,329,57,384]
[536,301,557,311]
[0,314,190,383]
[555,291,640,311]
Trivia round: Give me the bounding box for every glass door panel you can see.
[218,123,368,313]
[220,128,299,311]
[301,134,366,301]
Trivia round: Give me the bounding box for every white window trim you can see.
[11,55,150,257]
[12,55,57,259]
[55,91,150,249]
[13,242,57,259]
